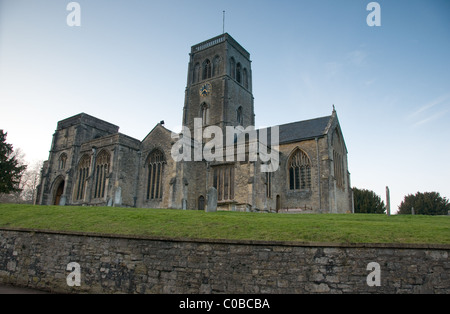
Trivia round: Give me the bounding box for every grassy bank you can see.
[0,204,448,244]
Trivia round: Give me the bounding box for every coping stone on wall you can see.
[1,227,449,251]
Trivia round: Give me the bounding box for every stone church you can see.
[36,33,353,213]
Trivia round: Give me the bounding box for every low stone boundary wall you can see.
[0,228,448,294]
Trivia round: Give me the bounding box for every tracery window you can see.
[333,129,345,189]
[147,150,165,200]
[75,154,90,200]
[289,149,311,190]
[334,151,344,189]
[213,165,235,201]
[94,150,110,199]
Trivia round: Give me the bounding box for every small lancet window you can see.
[59,153,67,170]
[236,106,243,125]
[201,103,209,126]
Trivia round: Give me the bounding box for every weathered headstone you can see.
[59,196,67,206]
[114,187,122,207]
[206,187,218,212]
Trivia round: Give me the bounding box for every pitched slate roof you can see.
[258,115,332,145]
[278,115,332,144]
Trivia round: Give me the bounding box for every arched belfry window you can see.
[230,57,236,79]
[236,63,242,83]
[94,150,110,199]
[147,149,165,200]
[75,154,91,200]
[288,149,312,190]
[202,59,212,80]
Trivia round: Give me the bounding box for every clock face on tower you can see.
[199,83,211,97]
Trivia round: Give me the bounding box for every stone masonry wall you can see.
[0,228,448,294]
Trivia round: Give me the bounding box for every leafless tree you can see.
[0,147,43,204]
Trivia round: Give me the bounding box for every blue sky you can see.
[1,0,449,212]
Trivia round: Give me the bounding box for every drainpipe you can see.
[315,137,321,211]
[133,150,142,207]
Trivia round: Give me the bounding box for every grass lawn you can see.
[0,204,449,245]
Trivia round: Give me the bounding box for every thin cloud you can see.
[409,94,450,127]
[408,94,450,120]
[413,109,449,127]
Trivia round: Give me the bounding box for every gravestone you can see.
[114,187,122,207]
[59,196,67,206]
[206,187,218,212]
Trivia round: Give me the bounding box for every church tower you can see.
[182,33,255,134]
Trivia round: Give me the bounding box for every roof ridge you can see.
[276,115,332,128]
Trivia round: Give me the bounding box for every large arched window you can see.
[75,154,90,200]
[213,165,235,201]
[332,128,345,189]
[288,149,311,190]
[202,59,212,80]
[94,150,110,199]
[147,150,165,200]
